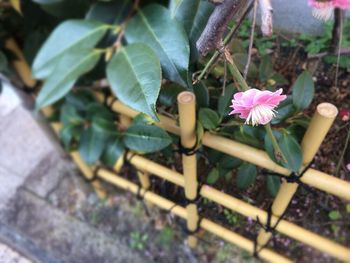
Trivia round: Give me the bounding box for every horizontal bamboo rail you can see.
[96,168,292,263]
[121,152,350,262]
[105,97,350,201]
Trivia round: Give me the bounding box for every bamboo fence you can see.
[8,39,350,262]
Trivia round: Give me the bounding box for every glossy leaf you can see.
[266,175,280,197]
[271,96,296,124]
[124,124,172,153]
[101,138,124,167]
[59,124,81,149]
[193,82,209,108]
[60,104,83,126]
[159,83,186,107]
[218,155,242,170]
[236,163,257,190]
[125,4,190,86]
[279,133,303,173]
[92,117,118,136]
[79,126,109,164]
[32,19,109,79]
[107,44,161,121]
[292,71,314,111]
[264,131,303,172]
[36,49,102,109]
[86,0,131,24]
[207,168,219,185]
[199,108,220,130]
[217,84,236,117]
[169,0,201,34]
[86,103,114,121]
[259,55,274,81]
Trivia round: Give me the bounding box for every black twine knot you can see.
[261,159,317,196]
[176,137,198,156]
[256,205,285,234]
[253,204,286,258]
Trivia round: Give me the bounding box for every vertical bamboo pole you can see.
[5,38,37,88]
[177,91,198,248]
[137,171,151,190]
[257,103,338,249]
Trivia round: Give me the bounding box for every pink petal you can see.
[333,0,350,9]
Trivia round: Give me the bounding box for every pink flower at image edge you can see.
[308,0,350,21]
[347,163,350,172]
[229,88,287,126]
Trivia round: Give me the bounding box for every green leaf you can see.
[0,51,8,72]
[196,121,204,143]
[86,102,114,121]
[328,210,341,220]
[36,49,102,109]
[124,124,172,153]
[33,19,109,79]
[101,138,124,167]
[264,130,302,172]
[266,175,280,197]
[60,104,83,126]
[236,163,257,190]
[279,133,303,173]
[107,43,161,121]
[86,0,131,24]
[292,71,314,111]
[92,117,118,136]
[232,53,258,79]
[33,0,90,18]
[132,113,155,125]
[259,55,274,82]
[65,90,96,111]
[187,1,214,62]
[59,124,82,149]
[79,126,109,164]
[125,4,190,86]
[234,126,262,148]
[199,108,220,130]
[159,83,186,107]
[271,96,296,124]
[169,0,201,34]
[193,81,209,108]
[217,84,236,117]
[218,155,242,170]
[206,168,219,185]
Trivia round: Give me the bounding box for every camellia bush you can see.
[3,0,346,196]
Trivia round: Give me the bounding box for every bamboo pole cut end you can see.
[177,91,195,105]
[316,103,338,119]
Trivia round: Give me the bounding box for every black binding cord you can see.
[175,136,199,156]
[261,159,317,196]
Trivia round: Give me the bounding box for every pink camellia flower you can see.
[339,109,349,121]
[229,88,286,126]
[308,0,350,21]
[347,163,350,172]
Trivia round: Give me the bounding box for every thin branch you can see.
[243,0,257,79]
[194,0,254,83]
